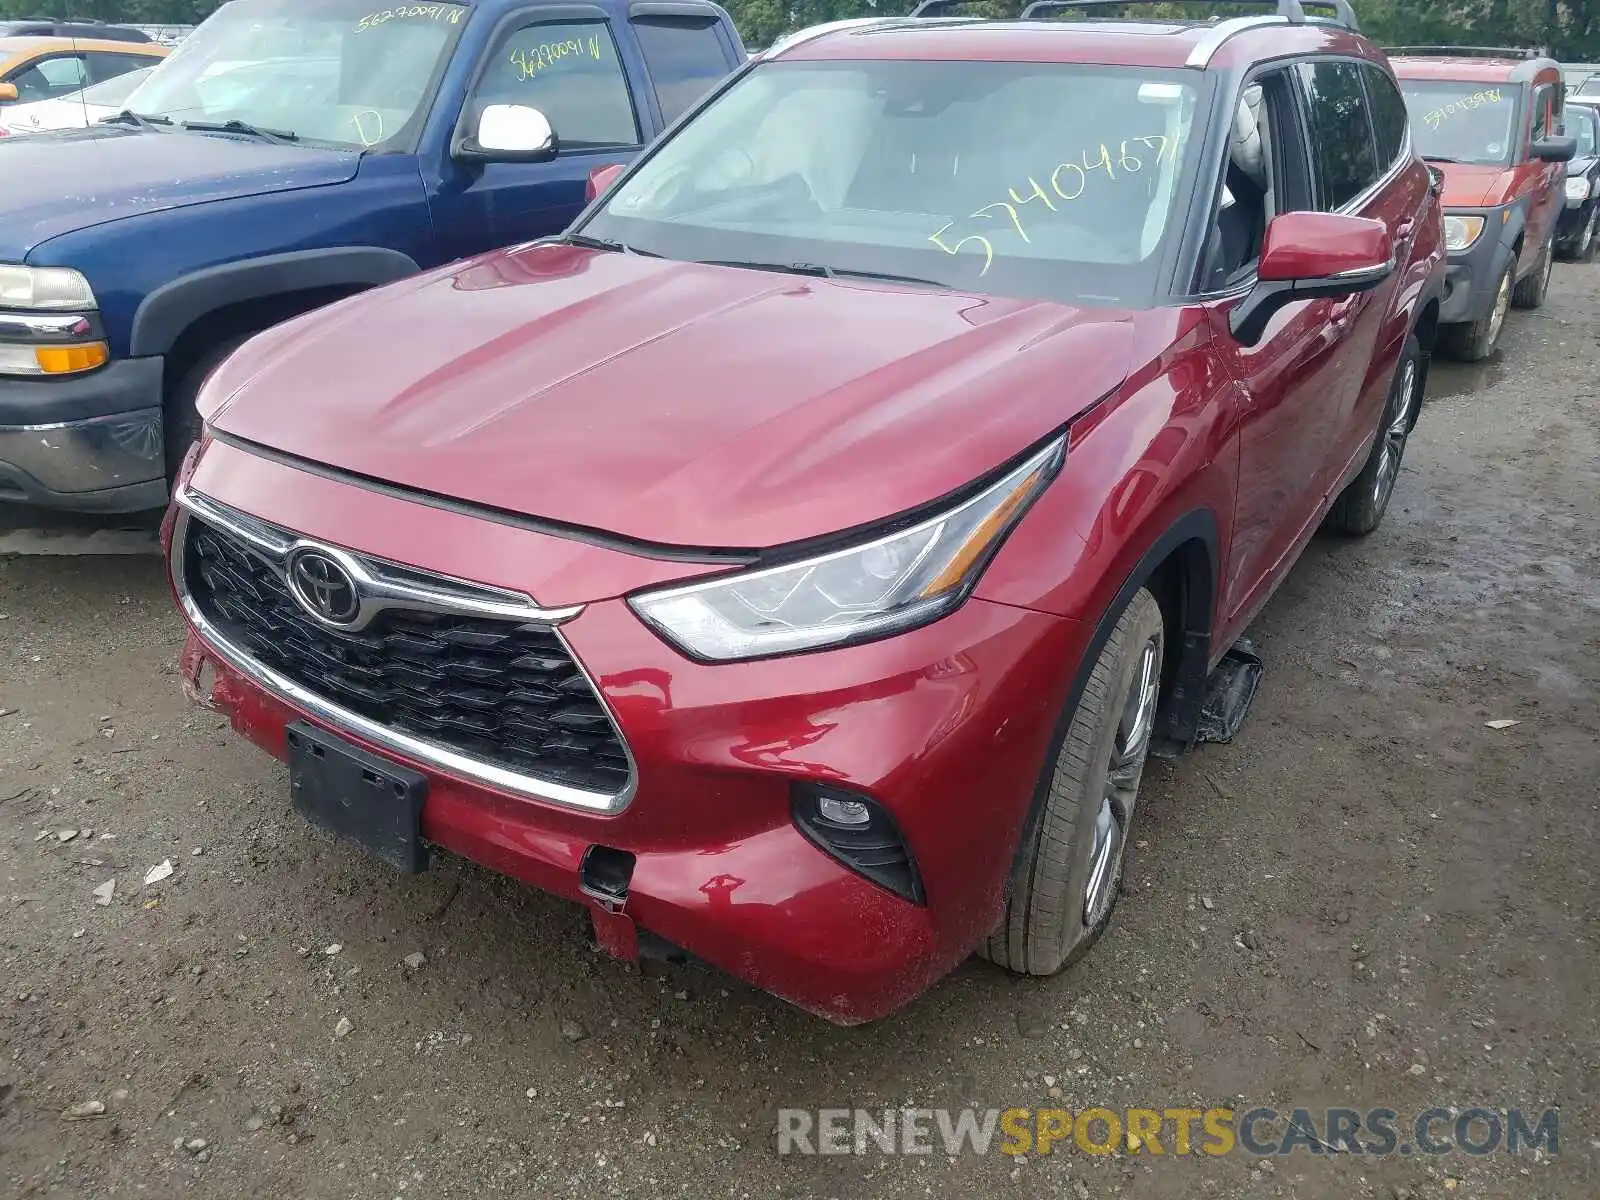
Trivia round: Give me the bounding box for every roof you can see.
[771,15,1379,72]
[1388,55,1558,85]
[0,35,169,60]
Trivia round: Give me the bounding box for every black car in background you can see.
[1558,100,1600,261]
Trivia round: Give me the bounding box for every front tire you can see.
[1328,332,1423,536]
[982,588,1165,976]
[162,335,251,490]
[1441,259,1512,361]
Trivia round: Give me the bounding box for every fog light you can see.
[792,784,925,905]
[818,795,871,825]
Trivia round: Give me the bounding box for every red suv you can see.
[165,0,1445,1022]
[1390,48,1576,360]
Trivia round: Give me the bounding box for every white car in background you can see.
[0,65,154,137]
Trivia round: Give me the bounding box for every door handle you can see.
[1395,219,1416,241]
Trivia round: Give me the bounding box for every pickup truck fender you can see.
[129,247,420,358]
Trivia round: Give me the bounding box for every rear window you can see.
[1397,78,1520,165]
[1296,61,1380,210]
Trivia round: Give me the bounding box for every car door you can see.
[425,6,653,264]
[1208,64,1380,632]
[1524,78,1564,260]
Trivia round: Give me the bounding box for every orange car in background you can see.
[1389,48,1575,360]
[0,34,167,112]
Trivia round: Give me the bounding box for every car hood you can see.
[1570,153,1599,179]
[0,127,359,260]
[206,245,1136,550]
[1434,162,1522,208]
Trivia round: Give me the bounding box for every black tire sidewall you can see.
[162,335,251,485]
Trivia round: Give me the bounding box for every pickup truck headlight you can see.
[629,438,1065,661]
[0,264,97,310]
[1443,214,1487,252]
[1566,177,1592,202]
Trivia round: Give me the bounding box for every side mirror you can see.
[585,162,625,204]
[1231,211,1395,346]
[1532,134,1577,163]
[455,104,555,164]
[0,83,18,103]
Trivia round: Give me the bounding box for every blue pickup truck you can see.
[0,0,743,513]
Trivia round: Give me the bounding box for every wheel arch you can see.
[129,246,421,368]
[998,506,1221,890]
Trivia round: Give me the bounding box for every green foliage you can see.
[4,0,1597,60]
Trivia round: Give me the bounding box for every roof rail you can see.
[1384,45,1546,60]
[907,0,984,16]
[1019,0,1359,27]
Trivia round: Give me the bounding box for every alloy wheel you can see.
[1487,270,1512,348]
[1083,635,1161,928]
[1371,355,1419,511]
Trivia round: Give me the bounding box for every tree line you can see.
[5,0,1599,62]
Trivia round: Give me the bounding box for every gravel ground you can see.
[2,268,1597,1200]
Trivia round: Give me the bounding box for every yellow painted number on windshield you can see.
[928,222,995,274]
[932,134,1179,276]
[1423,88,1503,130]
[356,4,462,33]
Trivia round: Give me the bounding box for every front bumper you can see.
[0,356,167,511]
[168,467,1086,1023]
[1438,210,1512,326]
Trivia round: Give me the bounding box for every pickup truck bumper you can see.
[0,357,168,512]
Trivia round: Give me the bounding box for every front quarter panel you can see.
[977,307,1236,634]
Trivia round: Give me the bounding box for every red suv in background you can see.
[165,0,1444,1022]
[1390,48,1576,360]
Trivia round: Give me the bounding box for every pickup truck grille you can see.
[180,513,630,798]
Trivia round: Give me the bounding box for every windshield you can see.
[1398,79,1521,165]
[123,0,468,150]
[581,60,1202,306]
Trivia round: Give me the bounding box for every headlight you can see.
[0,264,96,310]
[1443,214,1487,252]
[629,438,1065,661]
[1566,177,1592,202]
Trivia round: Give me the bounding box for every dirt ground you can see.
[2,267,1597,1200]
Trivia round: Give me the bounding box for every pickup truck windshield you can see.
[123,0,468,150]
[582,60,1200,306]
[1398,80,1521,165]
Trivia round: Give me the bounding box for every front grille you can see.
[182,516,629,796]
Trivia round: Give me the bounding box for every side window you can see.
[1200,69,1312,290]
[86,52,156,85]
[469,20,639,148]
[7,54,89,101]
[1363,64,1409,168]
[632,16,729,124]
[1296,60,1381,210]
[1531,84,1551,141]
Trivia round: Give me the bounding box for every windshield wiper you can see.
[101,109,172,131]
[698,259,950,289]
[1422,155,1462,163]
[562,232,661,256]
[183,118,298,144]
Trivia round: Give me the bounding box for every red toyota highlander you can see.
[165,0,1445,1022]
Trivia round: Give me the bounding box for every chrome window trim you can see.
[170,490,636,815]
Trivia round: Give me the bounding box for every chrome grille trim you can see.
[170,486,636,814]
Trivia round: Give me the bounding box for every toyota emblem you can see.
[286,549,360,624]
